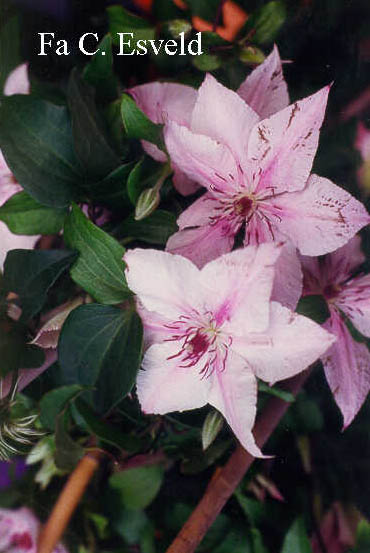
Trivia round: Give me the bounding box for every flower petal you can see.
[137,342,211,414]
[0,150,22,206]
[200,243,282,333]
[191,73,259,163]
[336,273,370,338]
[322,309,370,429]
[208,351,263,457]
[129,81,197,127]
[166,221,235,268]
[270,243,303,310]
[248,86,330,194]
[233,301,336,385]
[1,351,57,399]
[164,121,239,192]
[124,248,202,319]
[3,63,30,96]
[274,174,370,255]
[237,45,289,119]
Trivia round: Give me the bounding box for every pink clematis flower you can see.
[164,70,369,278]
[0,64,39,271]
[0,507,68,553]
[355,121,370,194]
[301,236,370,428]
[124,245,335,457]
[129,46,289,196]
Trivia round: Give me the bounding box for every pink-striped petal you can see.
[237,45,289,119]
[208,351,263,457]
[322,310,370,429]
[137,341,211,414]
[164,121,239,192]
[124,248,202,319]
[248,86,330,194]
[336,273,370,338]
[274,174,370,255]
[191,73,259,163]
[233,301,336,385]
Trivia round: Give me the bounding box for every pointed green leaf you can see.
[281,518,312,553]
[108,5,155,52]
[0,96,82,207]
[116,210,178,245]
[109,465,164,510]
[39,385,84,431]
[55,409,84,471]
[83,34,118,102]
[58,304,143,413]
[0,191,67,235]
[68,69,120,179]
[121,93,164,146]
[64,204,130,304]
[3,249,77,320]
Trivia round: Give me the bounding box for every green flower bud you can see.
[135,187,160,221]
[239,46,265,64]
[168,19,192,39]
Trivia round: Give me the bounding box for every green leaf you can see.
[243,1,286,45]
[0,318,45,377]
[281,518,312,553]
[83,34,118,103]
[121,93,164,146]
[296,295,330,324]
[0,191,67,235]
[234,488,265,527]
[108,465,164,510]
[258,382,295,403]
[64,204,130,304]
[75,398,142,452]
[89,162,134,207]
[0,95,82,208]
[250,528,269,553]
[108,5,155,53]
[117,210,177,245]
[68,69,120,179]
[193,53,222,72]
[353,520,370,552]
[58,304,143,412]
[202,409,224,450]
[55,409,84,471]
[39,385,84,431]
[3,249,77,320]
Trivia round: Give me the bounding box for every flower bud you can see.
[135,187,160,221]
[167,19,192,39]
[239,45,265,64]
[202,409,224,451]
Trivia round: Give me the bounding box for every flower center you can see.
[234,195,255,217]
[323,284,341,301]
[11,532,33,550]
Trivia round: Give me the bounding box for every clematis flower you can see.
[355,121,370,195]
[0,64,39,271]
[301,236,370,428]
[124,245,335,456]
[0,507,68,553]
[129,46,288,196]
[164,71,370,273]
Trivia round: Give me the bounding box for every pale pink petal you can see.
[166,221,235,269]
[0,351,57,399]
[190,73,259,163]
[274,174,370,255]
[270,243,303,310]
[200,243,282,333]
[0,150,22,205]
[208,351,263,457]
[172,165,199,196]
[129,81,197,127]
[336,273,370,338]
[248,86,330,194]
[137,342,211,414]
[3,63,30,96]
[300,255,323,295]
[176,192,219,229]
[322,309,370,428]
[141,140,167,163]
[233,301,336,385]
[136,301,171,348]
[237,45,289,119]
[0,507,39,552]
[124,248,202,319]
[164,121,239,192]
[0,222,40,271]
